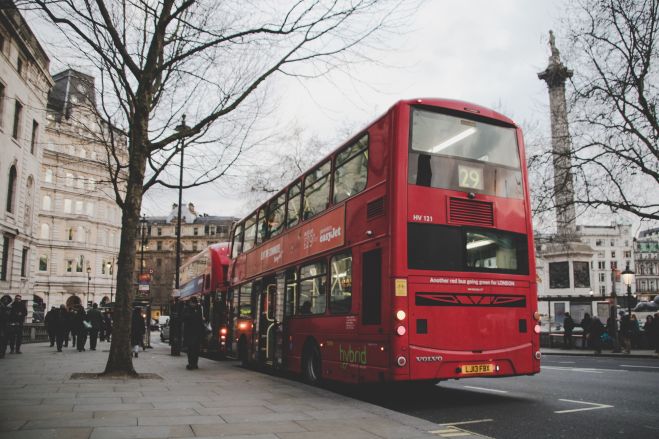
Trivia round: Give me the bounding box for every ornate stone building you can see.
[0,7,53,320]
[34,69,127,310]
[635,228,659,301]
[134,202,236,316]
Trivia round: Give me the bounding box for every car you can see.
[160,322,170,342]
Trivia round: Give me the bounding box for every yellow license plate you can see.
[461,363,494,374]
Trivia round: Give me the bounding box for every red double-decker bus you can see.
[178,243,231,356]
[228,98,540,384]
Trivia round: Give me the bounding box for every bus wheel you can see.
[302,344,322,385]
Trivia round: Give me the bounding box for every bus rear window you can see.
[408,223,528,275]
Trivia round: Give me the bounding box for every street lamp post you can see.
[86,266,91,308]
[621,262,636,315]
[139,215,152,349]
[610,268,621,353]
[107,258,114,304]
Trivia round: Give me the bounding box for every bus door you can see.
[257,276,276,365]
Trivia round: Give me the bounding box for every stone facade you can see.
[635,228,659,301]
[34,69,127,310]
[134,202,237,314]
[0,7,53,320]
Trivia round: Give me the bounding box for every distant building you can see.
[134,202,237,315]
[635,228,659,301]
[34,69,127,310]
[0,6,53,320]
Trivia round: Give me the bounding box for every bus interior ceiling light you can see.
[430,127,477,153]
[466,239,494,250]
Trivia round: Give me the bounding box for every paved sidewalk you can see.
[0,339,448,439]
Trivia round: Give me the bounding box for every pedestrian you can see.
[0,295,11,358]
[103,311,112,342]
[87,303,103,350]
[630,314,640,349]
[55,305,68,352]
[652,313,659,356]
[130,307,145,358]
[589,316,604,354]
[619,312,632,354]
[563,312,575,349]
[44,306,57,347]
[169,297,182,356]
[71,303,88,351]
[67,306,77,348]
[8,295,27,354]
[182,297,205,370]
[645,315,654,349]
[580,313,592,349]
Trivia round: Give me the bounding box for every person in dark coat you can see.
[169,298,182,356]
[589,316,605,354]
[652,313,659,356]
[44,306,58,347]
[67,306,77,348]
[182,297,205,370]
[0,295,11,358]
[8,295,28,354]
[619,312,632,354]
[87,303,103,350]
[103,311,112,342]
[580,313,592,348]
[130,308,145,358]
[563,312,575,349]
[70,303,88,352]
[55,305,69,352]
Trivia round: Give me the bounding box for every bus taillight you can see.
[533,312,541,322]
[396,325,406,336]
[220,327,228,335]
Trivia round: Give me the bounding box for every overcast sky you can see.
[30,0,562,219]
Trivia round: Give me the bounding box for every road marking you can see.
[429,426,478,437]
[542,365,627,374]
[620,364,659,369]
[463,385,508,393]
[440,419,493,426]
[558,361,576,364]
[554,399,614,414]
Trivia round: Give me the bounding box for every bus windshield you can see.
[409,107,523,198]
[410,107,520,168]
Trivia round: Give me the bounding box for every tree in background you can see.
[529,0,658,227]
[22,0,417,376]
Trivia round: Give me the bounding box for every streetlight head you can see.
[621,262,635,286]
[86,266,91,274]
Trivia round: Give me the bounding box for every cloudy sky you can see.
[30,0,562,219]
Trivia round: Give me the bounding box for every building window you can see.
[6,165,17,213]
[157,227,162,236]
[192,241,198,251]
[12,101,22,140]
[599,285,606,296]
[611,251,616,258]
[64,199,72,213]
[599,272,606,282]
[30,121,38,154]
[88,178,96,190]
[66,259,73,273]
[39,255,48,271]
[598,261,605,270]
[156,258,162,267]
[42,195,51,211]
[20,247,28,277]
[40,223,50,239]
[17,57,24,77]
[624,250,631,258]
[194,227,199,236]
[76,255,84,272]
[157,241,162,251]
[44,169,53,183]
[86,202,94,217]
[549,262,570,289]
[595,239,603,247]
[610,240,616,246]
[76,177,84,189]
[1,236,11,280]
[77,226,85,243]
[75,200,83,214]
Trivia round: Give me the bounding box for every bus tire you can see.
[302,343,322,385]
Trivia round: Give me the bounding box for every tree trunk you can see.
[103,115,150,376]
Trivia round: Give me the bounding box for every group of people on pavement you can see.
[564,311,659,356]
[168,296,206,370]
[0,295,28,356]
[43,302,112,352]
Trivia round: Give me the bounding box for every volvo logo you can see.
[416,356,443,362]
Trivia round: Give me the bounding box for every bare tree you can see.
[21,0,416,376]
[530,0,658,227]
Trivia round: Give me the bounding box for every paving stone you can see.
[191,421,306,437]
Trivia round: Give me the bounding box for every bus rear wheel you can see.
[302,344,322,385]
